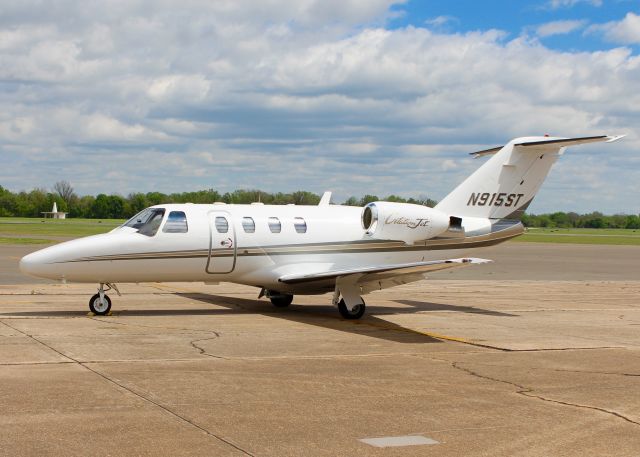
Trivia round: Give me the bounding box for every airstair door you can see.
[206,211,237,274]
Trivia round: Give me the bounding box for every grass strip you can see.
[0,237,55,245]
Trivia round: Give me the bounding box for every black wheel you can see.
[270,293,293,308]
[338,298,366,319]
[89,293,111,315]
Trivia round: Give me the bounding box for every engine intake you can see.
[361,202,450,244]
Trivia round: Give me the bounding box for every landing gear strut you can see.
[89,283,119,316]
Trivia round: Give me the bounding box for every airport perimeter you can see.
[1,243,639,456]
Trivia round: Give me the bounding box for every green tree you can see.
[359,195,379,206]
[343,196,359,206]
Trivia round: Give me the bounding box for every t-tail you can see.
[435,135,624,221]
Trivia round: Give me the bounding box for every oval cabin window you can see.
[242,217,255,233]
[268,217,281,233]
[215,216,229,233]
[294,217,307,234]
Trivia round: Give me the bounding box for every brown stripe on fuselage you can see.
[55,222,524,263]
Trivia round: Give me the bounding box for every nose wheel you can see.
[89,293,111,315]
[89,283,119,316]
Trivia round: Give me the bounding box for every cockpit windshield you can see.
[122,208,166,237]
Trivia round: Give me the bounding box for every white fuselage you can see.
[19,203,522,294]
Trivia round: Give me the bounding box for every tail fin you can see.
[435,135,624,220]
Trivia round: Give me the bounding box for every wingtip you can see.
[606,134,626,143]
[454,257,492,264]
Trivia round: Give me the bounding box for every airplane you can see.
[20,135,624,319]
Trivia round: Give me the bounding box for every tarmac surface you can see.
[1,242,639,456]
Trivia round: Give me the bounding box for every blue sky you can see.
[0,0,638,213]
[393,0,638,53]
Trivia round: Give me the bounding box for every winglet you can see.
[319,191,332,206]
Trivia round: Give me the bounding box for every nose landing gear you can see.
[89,283,120,316]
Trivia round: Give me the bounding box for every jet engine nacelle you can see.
[361,202,450,244]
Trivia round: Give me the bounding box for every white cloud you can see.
[425,15,458,28]
[0,0,638,213]
[546,0,602,9]
[587,12,640,44]
[535,19,587,37]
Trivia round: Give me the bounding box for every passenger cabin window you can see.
[123,208,166,237]
[268,217,281,233]
[242,217,255,233]
[294,217,307,234]
[163,211,188,233]
[215,216,229,233]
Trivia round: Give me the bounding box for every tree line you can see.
[0,182,637,228]
[0,182,436,219]
[522,212,640,229]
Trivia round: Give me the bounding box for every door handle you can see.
[220,238,233,248]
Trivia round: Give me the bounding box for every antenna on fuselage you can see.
[319,191,332,206]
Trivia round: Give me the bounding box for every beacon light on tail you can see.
[20,134,624,319]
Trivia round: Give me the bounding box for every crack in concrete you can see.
[451,360,640,427]
[0,319,256,457]
[89,316,230,360]
[190,335,228,360]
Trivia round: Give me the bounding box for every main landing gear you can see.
[89,283,120,316]
[337,298,366,320]
[260,285,367,320]
[332,278,366,319]
[261,289,294,308]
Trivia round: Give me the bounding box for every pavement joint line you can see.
[0,319,257,457]
[0,358,214,365]
[446,360,640,378]
[450,360,640,427]
[88,315,222,334]
[0,361,76,366]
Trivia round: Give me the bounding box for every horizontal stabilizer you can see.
[469,135,624,158]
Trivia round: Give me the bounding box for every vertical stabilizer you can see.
[435,135,622,220]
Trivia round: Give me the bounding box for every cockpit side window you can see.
[163,211,188,233]
[123,208,155,229]
[134,209,166,237]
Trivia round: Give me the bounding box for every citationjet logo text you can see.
[467,193,525,207]
[384,215,430,229]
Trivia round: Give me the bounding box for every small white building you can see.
[41,202,67,219]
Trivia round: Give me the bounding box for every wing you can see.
[278,257,491,293]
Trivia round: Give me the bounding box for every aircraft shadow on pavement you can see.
[0,293,515,344]
[394,300,517,317]
[0,309,243,318]
[172,292,441,344]
[2,294,438,344]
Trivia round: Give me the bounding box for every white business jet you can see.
[20,135,623,319]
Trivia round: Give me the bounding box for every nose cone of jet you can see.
[19,249,55,279]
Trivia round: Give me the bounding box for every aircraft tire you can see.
[338,299,366,319]
[89,293,112,316]
[270,294,293,308]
